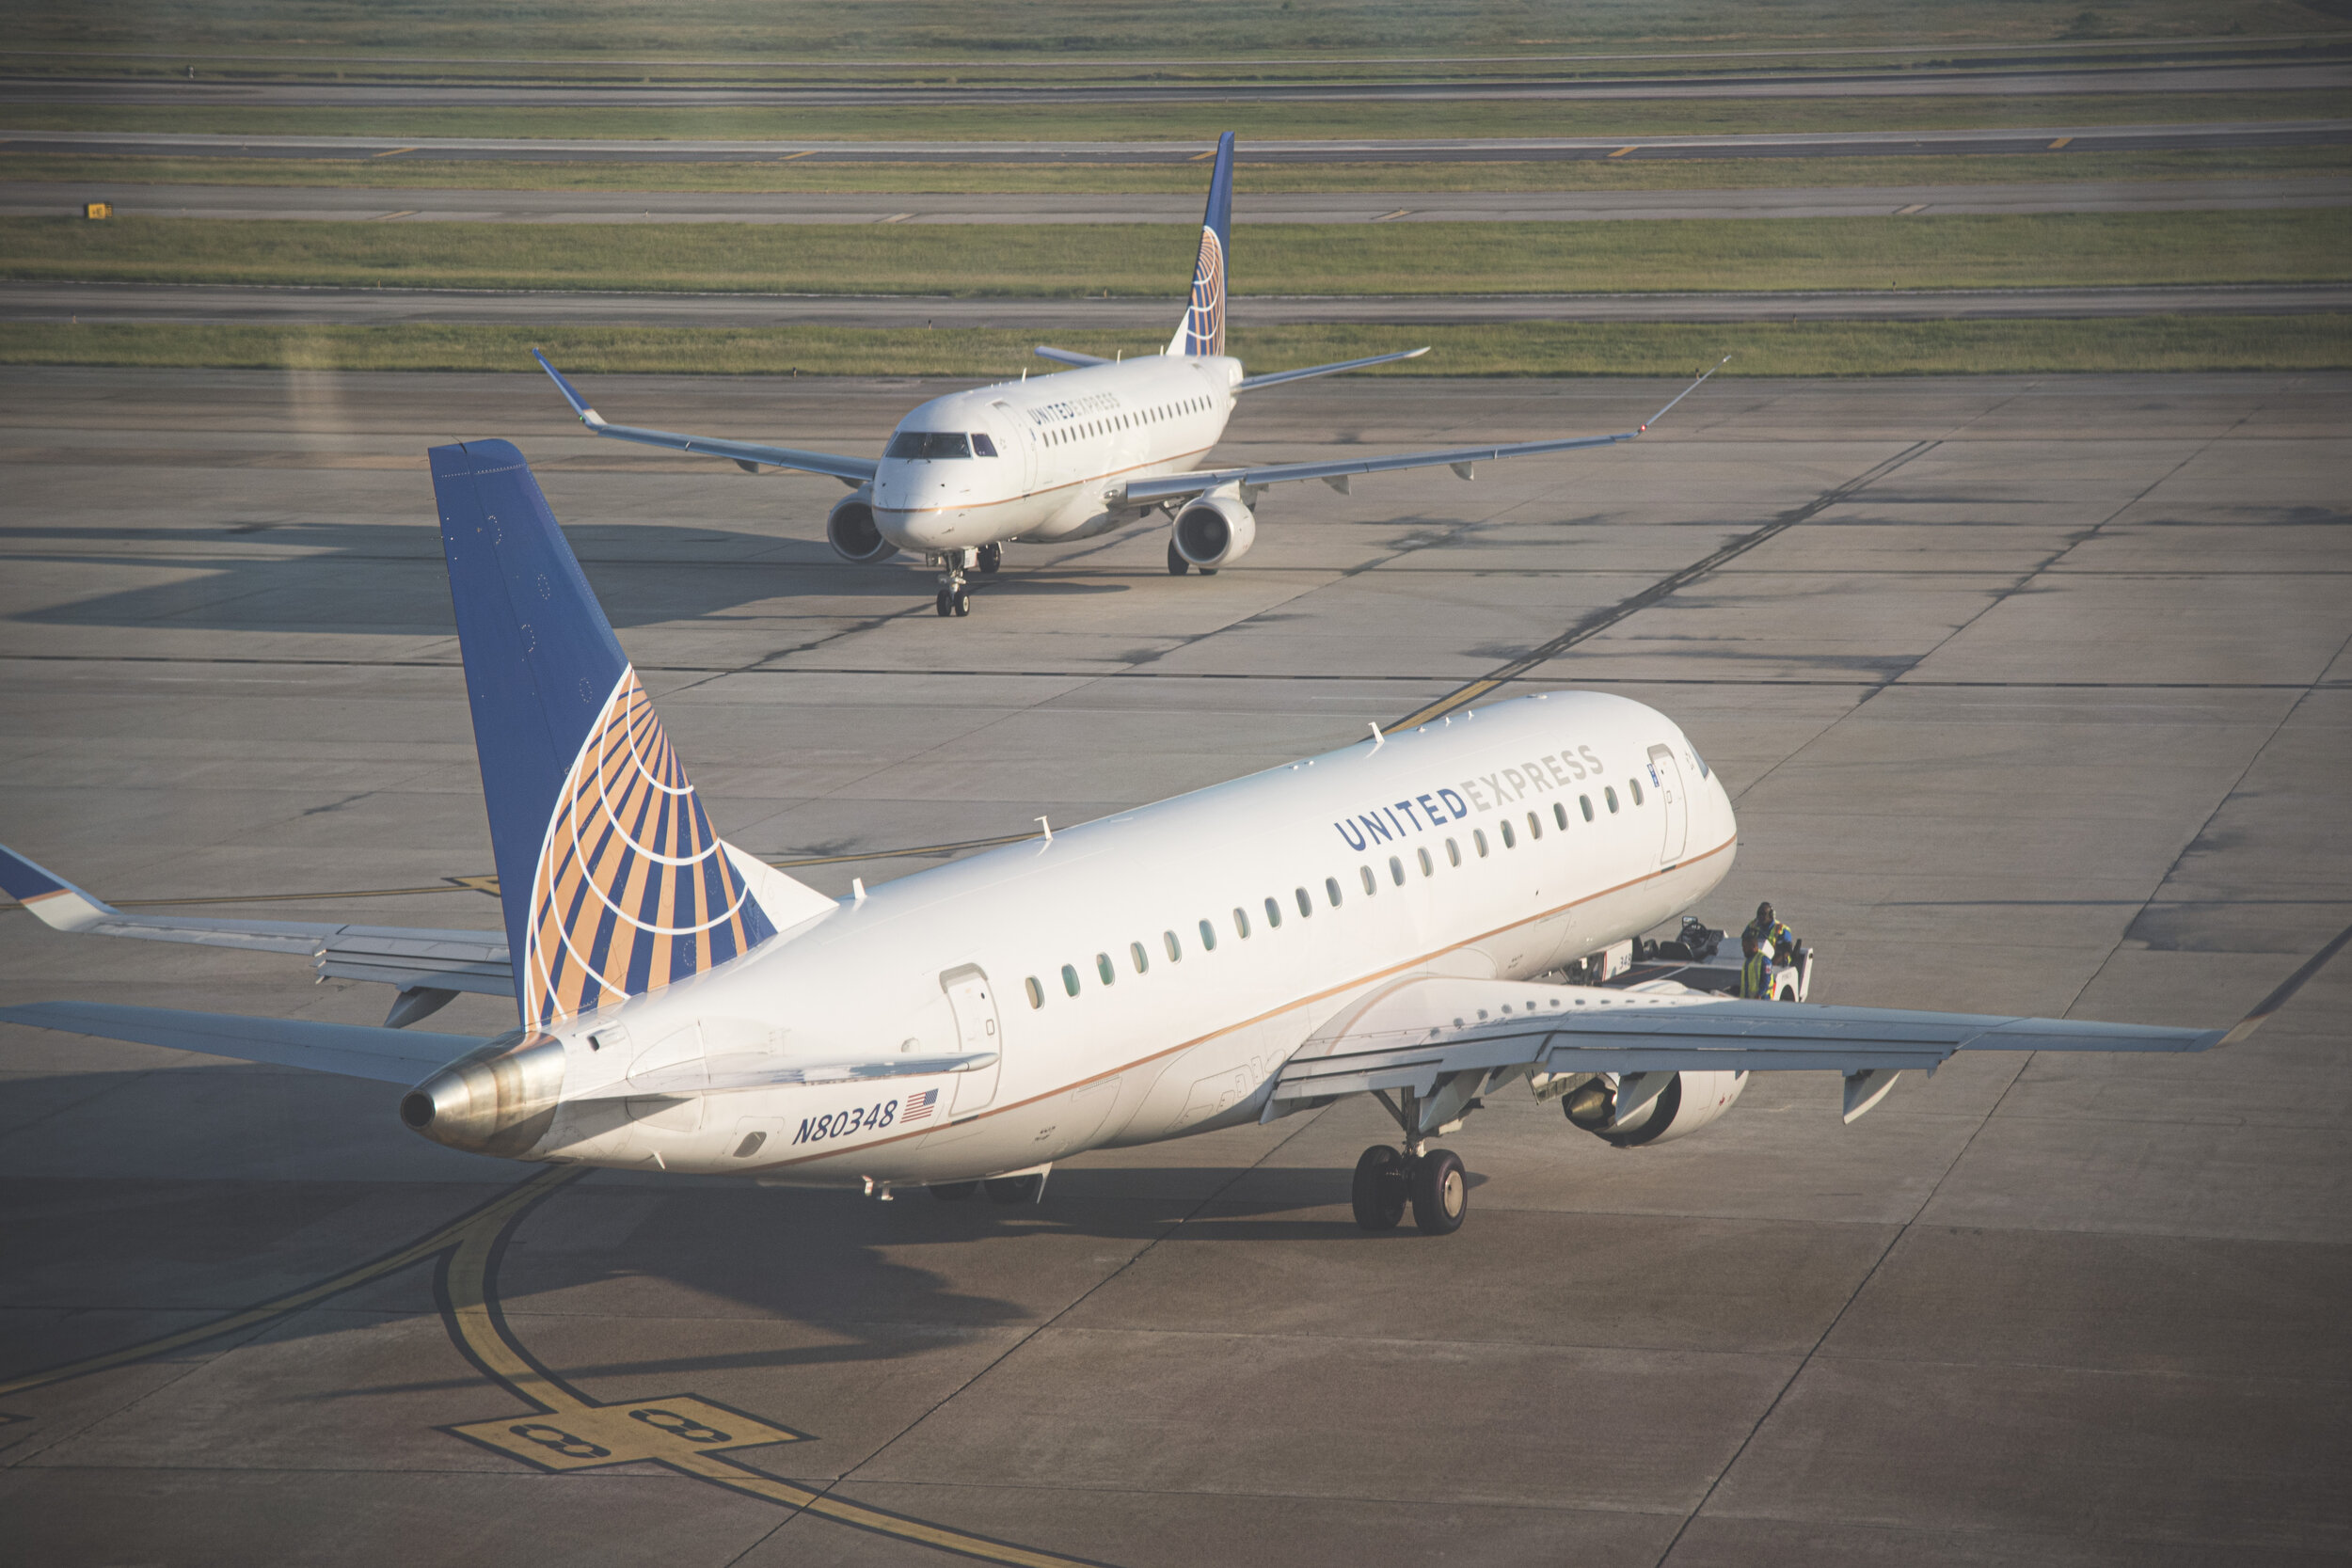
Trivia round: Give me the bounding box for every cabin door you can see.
[1647,743,1689,865]
[942,964,1004,1114]
[991,401,1038,496]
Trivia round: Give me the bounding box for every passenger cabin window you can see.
[886,431,972,460]
[1233,907,1252,938]
[1263,896,1282,929]
[1581,794,1595,821]
[970,433,999,457]
[1501,820,1518,848]
[1097,952,1116,985]
[1553,802,1569,831]
[1605,786,1619,813]
[1417,847,1434,877]
[1389,855,1406,885]
[1360,865,1377,895]
[1062,964,1081,997]
[1446,837,1461,866]
[1326,877,1343,907]
[1295,886,1313,917]
[1130,941,1149,974]
[1474,829,1488,857]
[1527,812,1543,840]
[1025,976,1044,1008]
[1199,918,1217,952]
[1629,778,1645,805]
[1165,929,1183,961]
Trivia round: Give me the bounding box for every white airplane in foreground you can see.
[531,131,1722,618]
[0,443,2260,1233]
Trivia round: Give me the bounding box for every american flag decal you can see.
[902,1088,939,1124]
[523,666,775,1025]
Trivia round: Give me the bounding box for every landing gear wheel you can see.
[1350,1145,1407,1231]
[1409,1148,1468,1235]
[983,1173,1041,1204]
[951,585,971,617]
[930,1181,978,1202]
[1167,542,1190,576]
[1199,567,1218,577]
[977,543,1002,575]
[935,589,953,617]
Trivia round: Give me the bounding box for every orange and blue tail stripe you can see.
[429,439,774,1026]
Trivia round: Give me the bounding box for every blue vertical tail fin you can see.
[1167,131,1234,358]
[428,439,779,1027]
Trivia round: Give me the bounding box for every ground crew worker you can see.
[1744,901,1792,958]
[1740,931,1772,1000]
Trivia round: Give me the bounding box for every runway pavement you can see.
[7,57,2345,106]
[9,278,2345,327]
[0,366,2346,1566]
[10,174,2345,224]
[9,120,2347,165]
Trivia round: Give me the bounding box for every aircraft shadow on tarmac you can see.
[6,520,1129,635]
[1,1064,1429,1393]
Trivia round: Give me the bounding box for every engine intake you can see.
[1564,1069,1746,1148]
[826,488,895,562]
[1171,489,1256,569]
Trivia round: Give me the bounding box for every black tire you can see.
[1351,1145,1406,1231]
[978,543,1002,574]
[934,589,952,617]
[1199,567,1218,577]
[983,1173,1040,1204]
[951,585,971,617]
[930,1181,978,1202]
[1167,541,1190,576]
[1409,1148,1468,1235]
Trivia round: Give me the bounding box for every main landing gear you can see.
[1166,542,1216,577]
[1351,1144,1468,1235]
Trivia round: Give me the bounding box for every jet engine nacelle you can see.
[1562,1069,1747,1148]
[825,487,895,562]
[1171,488,1256,569]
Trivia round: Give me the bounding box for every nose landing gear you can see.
[931,547,975,617]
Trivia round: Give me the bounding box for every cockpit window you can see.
[886,431,972,460]
[970,433,999,457]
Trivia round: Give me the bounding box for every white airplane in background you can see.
[532,131,1723,618]
[0,442,2256,1235]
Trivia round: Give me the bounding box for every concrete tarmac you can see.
[11,174,2345,224]
[10,120,2347,165]
[1,368,2347,1567]
[9,278,2346,328]
[8,57,2344,106]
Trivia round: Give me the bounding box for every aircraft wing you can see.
[0,1002,485,1084]
[1123,356,1726,507]
[1,843,513,1006]
[1034,345,1110,367]
[1268,976,2224,1127]
[533,351,878,486]
[1233,347,1429,391]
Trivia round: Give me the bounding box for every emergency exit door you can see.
[1647,743,1689,865]
[942,965,1003,1114]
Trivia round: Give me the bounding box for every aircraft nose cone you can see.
[400,1030,565,1158]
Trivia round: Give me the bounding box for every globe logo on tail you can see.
[523,668,773,1024]
[1184,226,1226,358]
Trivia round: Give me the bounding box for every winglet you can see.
[1641,355,1730,433]
[532,348,607,429]
[2215,918,2352,1048]
[0,845,120,933]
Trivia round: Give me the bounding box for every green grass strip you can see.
[8,89,2343,144]
[5,146,2344,196]
[4,319,2344,377]
[7,210,2345,296]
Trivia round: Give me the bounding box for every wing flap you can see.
[0,1002,484,1084]
[1272,977,2223,1106]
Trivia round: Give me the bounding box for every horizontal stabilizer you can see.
[1033,345,1109,368]
[0,1002,486,1084]
[2,842,514,999]
[1235,347,1428,392]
